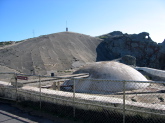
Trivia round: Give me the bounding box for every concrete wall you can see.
[0,81,165,117]
[136,67,165,80]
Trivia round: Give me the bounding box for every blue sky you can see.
[0,0,165,43]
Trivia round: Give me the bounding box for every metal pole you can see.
[73,78,76,118]
[53,82,57,90]
[123,81,126,123]
[57,81,60,91]
[15,73,18,101]
[39,75,41,110]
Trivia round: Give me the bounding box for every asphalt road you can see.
[0,101,76,123]
[0,102,55,123]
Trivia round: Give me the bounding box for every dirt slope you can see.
[0,32,105,75]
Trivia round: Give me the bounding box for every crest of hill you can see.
[0,32,105,75]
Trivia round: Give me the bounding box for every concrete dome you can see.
[63,61,149,93]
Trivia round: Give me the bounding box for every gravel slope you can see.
[0,32,105,75]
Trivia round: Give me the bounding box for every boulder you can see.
[114,55,136,66]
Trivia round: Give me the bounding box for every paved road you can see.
[0,102,75,123]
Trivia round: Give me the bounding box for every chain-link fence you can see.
[0,72,165,123]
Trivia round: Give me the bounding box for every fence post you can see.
[57,81,60,90]
[15,73,18,101]
[73,78,76,118]
[39,75,41,110]
[53,82,57,90]
[123,80,126,123]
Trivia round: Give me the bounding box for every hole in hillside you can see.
[145,36,149,39]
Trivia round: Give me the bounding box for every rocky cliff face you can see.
[98,31,165,70]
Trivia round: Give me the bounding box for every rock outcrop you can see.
[113,55,136,67]
[98,31,165,70]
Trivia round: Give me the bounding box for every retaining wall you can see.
[136,67,165,80]
[0,80,165,118]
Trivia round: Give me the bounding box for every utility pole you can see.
[66,21,68,32]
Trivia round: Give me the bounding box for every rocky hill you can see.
[0,31,164,76]
[98,31,165,70]
[0,32,106,75]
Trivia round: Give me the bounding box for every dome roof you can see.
[63,61,149,93]
[74,61,147,81]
